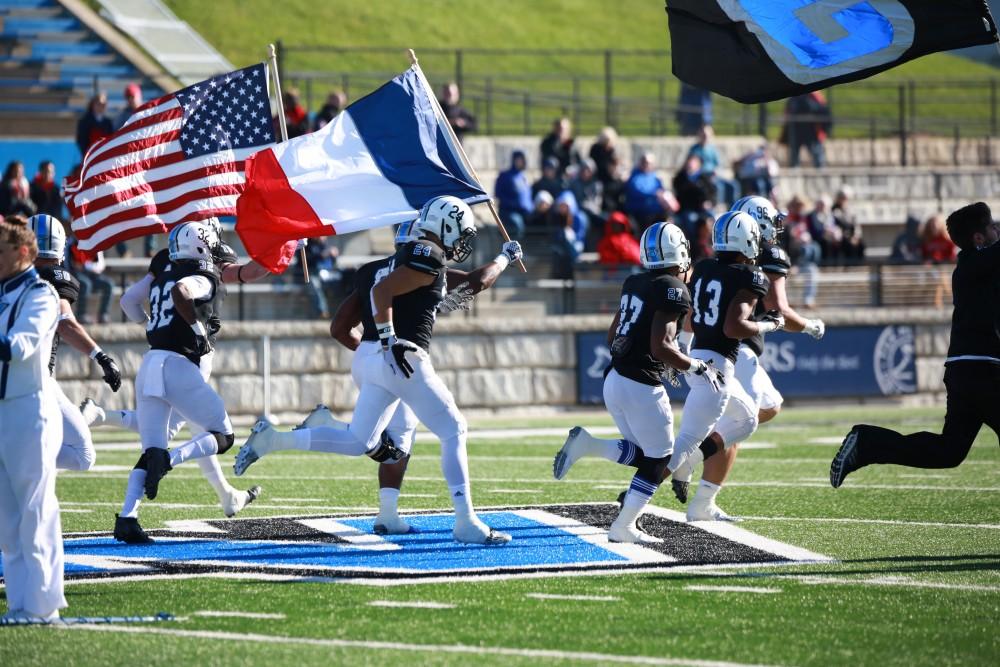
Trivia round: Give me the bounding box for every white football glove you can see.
[803,318,826,340]
[757,311,786,334]
[684,358,725,393]
[500,240,523,263]
[662,366,682,388]
[437,281,476,313]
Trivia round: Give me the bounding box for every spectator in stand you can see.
[76,93,113,157]
[676,83,713,136]
[832,187,864,263]
[527,191,553,228]
[596,211,640,267]
[494,150,532,240]
[296,237,341,319]
[624,153,677,230]
[313,90,347,132]
[532,157,565,201]
[1,161,37,217]
[781,91,832,167]
[687,125,720,175]
[73,248,114,324]
[689,213,715,263]
[279,89,309,139]
[569,158,604,230]
[808,195,842,264]
[890,216,924,264]
[541,117,581,176]
[735,143,779,199]
[439,82,477,143]
[920,214,958,308]
[589,126,623,209]
[550,192,585,279]
[672,154,717,234]
[785,195,821,308]
[114,83,143,130]
[549,190,588,245]
[29,161,62,219]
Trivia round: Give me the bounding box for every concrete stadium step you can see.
[0,6,61,19]
[0,83,74,103]
[0,108,75,133]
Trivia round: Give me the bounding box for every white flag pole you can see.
[268,43,310,282]
[408,49,526,272]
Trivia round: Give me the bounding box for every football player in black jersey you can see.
[112,221,246,543]
[672,197,826,521]
[235,196,512,545]
[83,218,264,530]
[666,211,784,499]
[305,220,522,535]
[831,202,1000,486]
[27,214,121,473]
[552,222,719,543]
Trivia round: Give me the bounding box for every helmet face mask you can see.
[448,226,477,262]
[413,196,477,263]
[732,195,784,244]
[28,214,66,260]
[639,221,690,272]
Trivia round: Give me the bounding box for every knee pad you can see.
[213,431,236,455]
[636,454,672,485]
[716,412,759,449]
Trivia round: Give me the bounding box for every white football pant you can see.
[51,377,96,471]
[734,344,783,412]
[351,351,419,457]
[602,368,674,458]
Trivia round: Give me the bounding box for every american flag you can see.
[64,63,276,253]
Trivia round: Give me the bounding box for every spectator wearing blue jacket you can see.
[624,153,675,230]
[494,150,531,240]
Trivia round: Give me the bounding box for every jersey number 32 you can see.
[146,281,176,331]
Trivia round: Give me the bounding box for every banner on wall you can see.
[576,325,917,404]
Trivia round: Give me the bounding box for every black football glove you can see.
[382,337,418,379]
[194,334,213,358]
[95,351,122,392]
[207,314,222,337]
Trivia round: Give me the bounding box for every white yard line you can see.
[67,625,783,667]
[269,498,326,502]
[193,610,286,620]
[526,593,620,602]
[684,585,782,594]
[367,601,455,610]
[793,575,1000,593]
[486,489,543,494]
[738,515,1000,530]
[727,482,1000,492]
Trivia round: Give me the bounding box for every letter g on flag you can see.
[717,0,916,84]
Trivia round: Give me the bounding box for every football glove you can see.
[500,240,523,263]
[382,336,419,379]
[758,310,786,334]
[438,281,476,313]
[662,366,682,389]
[95,351,122,392]
[685,358,725,393]
[803,318,826,340]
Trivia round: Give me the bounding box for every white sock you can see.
[169,432,220,467]
[304,427,364,455]
[614,489,652,528]
[378,487,401,519]
[440,433,470,489]
[577,429,622,462]
[197,456,235,500]
[449,484,475,523]
[120,469,145,518]
[101,409,127,430]
[692,479,722,507]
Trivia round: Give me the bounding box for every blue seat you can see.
[0,0,56,8]
[0,17,78,35]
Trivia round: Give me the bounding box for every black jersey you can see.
[744,240,791,357]
[610,271,691,386]
[946,242,1000,363]
[38,264,81,375]
[145,258,220,365]
[150,249,224,343]
[689,258,769,363]
[149,248,170,277]
[357,241,447,351]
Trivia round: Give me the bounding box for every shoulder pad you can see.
[401,241,446,275]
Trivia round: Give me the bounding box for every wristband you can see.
[191,322,207,337]
[494,254,511,272]
[376,322,395,344]
[237,264,246,284]
[88,347,102,360]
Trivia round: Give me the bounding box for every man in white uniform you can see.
[0,217,65,622]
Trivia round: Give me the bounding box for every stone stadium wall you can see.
[57,308,952,418]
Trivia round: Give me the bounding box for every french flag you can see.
[236,65,489,273]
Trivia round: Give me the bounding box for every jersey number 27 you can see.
[616,294,645,336]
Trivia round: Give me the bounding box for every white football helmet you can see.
[28,214,66,260]
[639,221,690,272]
[413,195,477,262]
[732,196,784,243]
[712,211,761,260]
[168,221,217,263]
[394,219,418,248]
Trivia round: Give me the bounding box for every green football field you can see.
[1,405,998,666]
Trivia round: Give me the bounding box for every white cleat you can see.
[222,485,262,518]
[553,426,595,480]
[233,420,278,477]
[687,502,740,522]
[295,404,342,430]
[608,519,663,544]
[453,518,512,545]
[79,398,105,427]
[373,515,414,535]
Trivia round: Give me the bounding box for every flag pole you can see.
[407,49,526,273]
[268,43,310,282]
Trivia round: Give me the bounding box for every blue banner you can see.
[576,325,917,405]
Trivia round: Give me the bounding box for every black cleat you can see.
[671,479,690,504]
[144,447,172,500]
[114,514,153,544]
[830,427,862,489]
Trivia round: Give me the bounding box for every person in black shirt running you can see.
[831,202,1000,486]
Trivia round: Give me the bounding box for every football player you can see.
[307,219,522,535]
[112,221,245,544]
[83,219,265,532]
[671,197,825,520]
[831,202,1000,485]
[552,222,720,543]
[26,214,121,473]
[234,196,512,545]
[665,212,782,508]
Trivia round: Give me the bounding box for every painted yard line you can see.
[897,473,952,479]
[793,575,1000,593]
[367,601,455,610]
[61,501,379,512]
[67,625,783,667]
[60,509,93,514]
[269,498,326,502]
[738,515,1000,530]
[685,585,782,594]
[727,482,1000,492]
[193,610,287,620]
[486,489,543,494]
[526,593,620,602]
[807,437,845,445]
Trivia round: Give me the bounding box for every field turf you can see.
[1,405,998,666]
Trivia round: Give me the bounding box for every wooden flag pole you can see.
[407,49,526,273]
[268,43,310,282]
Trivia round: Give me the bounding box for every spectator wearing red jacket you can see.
[921,214,957,264]
[597,211,640,267]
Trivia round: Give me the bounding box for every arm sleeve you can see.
[177,275,214,300]
[120,272,153,324]
[0,285,59,362]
